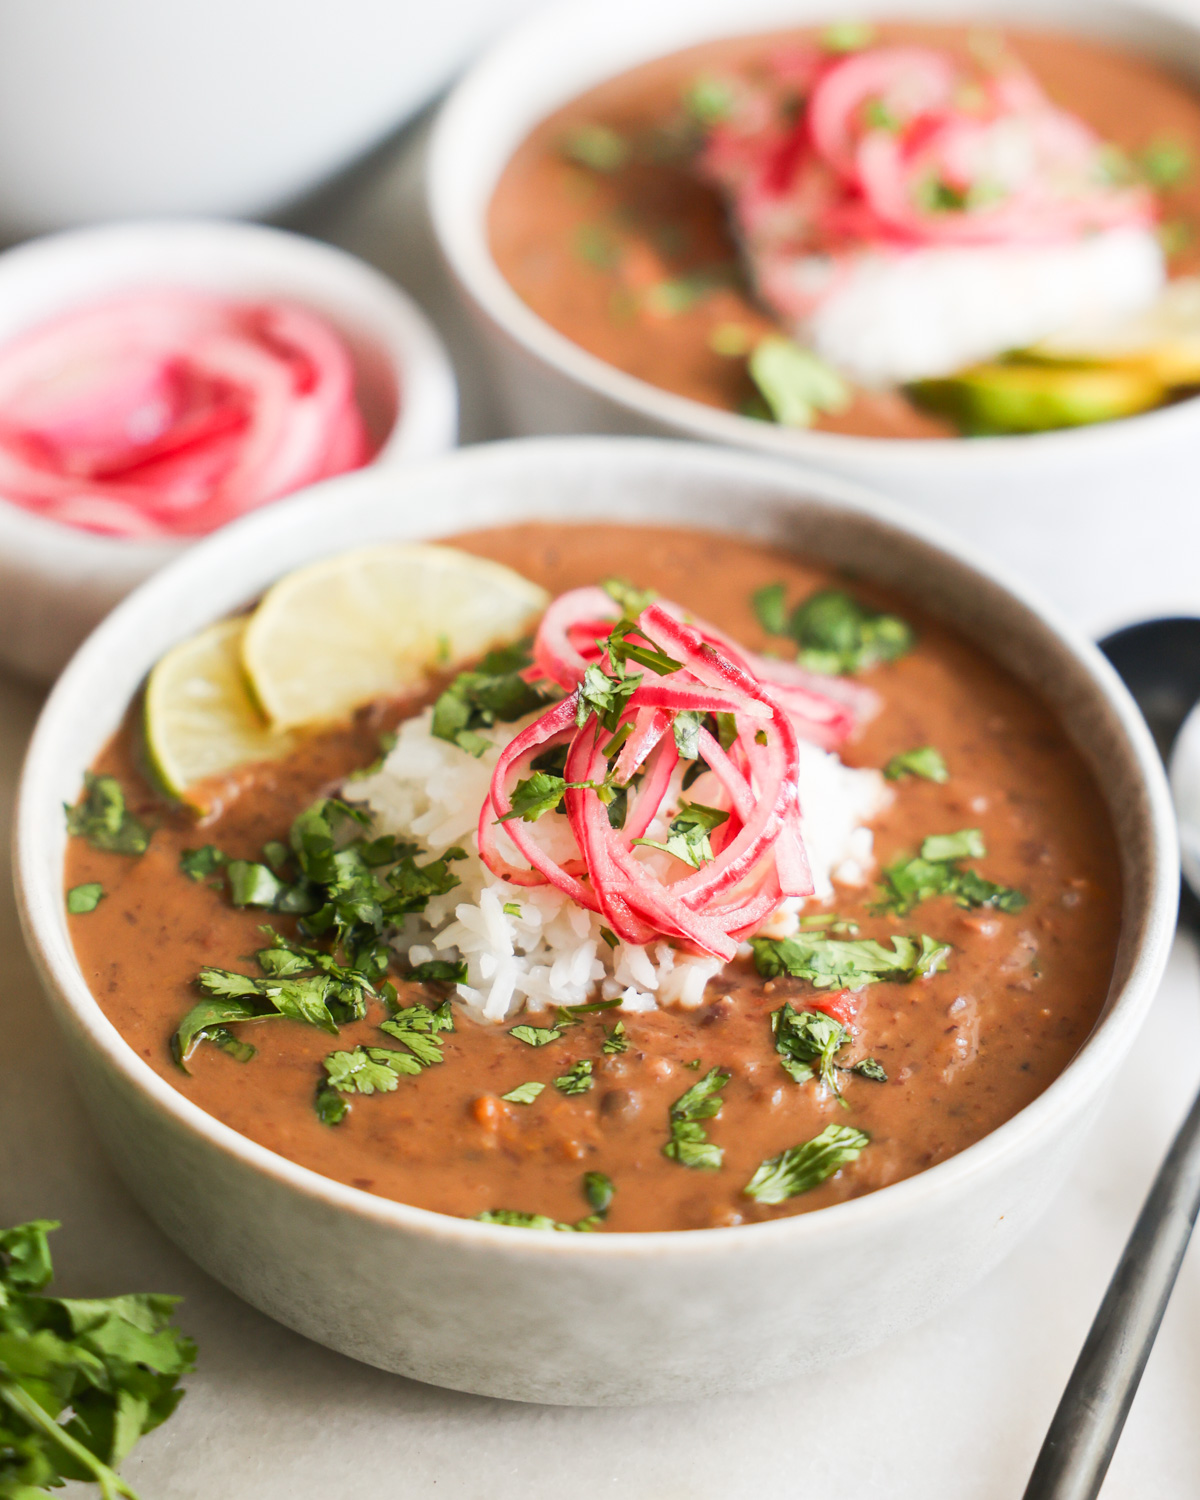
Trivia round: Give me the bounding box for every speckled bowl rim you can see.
[13,436,1179,1261]
[428,0,1200,476]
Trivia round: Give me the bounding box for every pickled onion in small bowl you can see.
[0,290,374,538]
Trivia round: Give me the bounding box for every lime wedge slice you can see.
[241,543,550,730]
[145,617,294,804]
[1032,276,1200,386]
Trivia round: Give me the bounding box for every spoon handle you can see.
[1022,1082,1200,1500]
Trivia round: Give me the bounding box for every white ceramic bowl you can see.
[0,219,458,685]
[13,437,1178,1405]
[429,0,1200,631]
[0,0,542,238]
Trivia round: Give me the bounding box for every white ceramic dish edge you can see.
[13,437,1179,1404]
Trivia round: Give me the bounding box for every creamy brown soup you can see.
[489,23,1200,439]
[65,524,1121,1231]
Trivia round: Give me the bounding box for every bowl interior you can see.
[15,437,1179,1236]
[430,0,1200,470]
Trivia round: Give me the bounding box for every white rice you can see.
[774,225,1164,386]
[348,708,891,1024]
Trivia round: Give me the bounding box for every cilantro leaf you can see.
[852,1058,888,1082]
[171,992,269,1069]
[322,1046,419,1095]
[583,1171,615,1215]
[501,1081,545,1105]
[510,1025,562,1047]
[883,746,948,783]
[602,1021,629,1054]
[64,773,150,856]
[772,1004,850,1091]
[179,845,227,881]
[750,932,951,989]
[673,710,702,760]
[748,336,851,428]
[663,1066,729,1170]
[314,1083,349,1126]
[66,883,104,915]
[577,663,640,733]
[602,578,656,616]
[633,801,729,868]
[874,829,1027,916]
[202,1026,256,1064]
[752,586,914,675]
[474,1210,599,1233]
[430,637,547,757]
[0,1219,194,1499]
[562,123,629,172]
[226,860,287,908]
[744,1125,869,1204]
[553,1059,594,1095]
[408,959,467,985]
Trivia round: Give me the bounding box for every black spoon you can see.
[1023,617,1200,1500]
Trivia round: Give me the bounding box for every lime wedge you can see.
[241,543,550,730]
[1032,276,1200,386]
[145,617,294,804]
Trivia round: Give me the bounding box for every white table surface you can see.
[4,118,1200,1499]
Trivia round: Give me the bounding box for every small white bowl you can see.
[0,0,542,237]
[429,0,1200,630]
[0,219,457,684]
[13,436,1177,1405]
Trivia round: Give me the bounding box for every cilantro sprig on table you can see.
[874,829,1027,917]
[0,1220,194,1500]
[752,584,914,675]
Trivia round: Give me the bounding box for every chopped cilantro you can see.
[750,931,951,989]
[599,925,619,950]
[380,1001,454,1067]
[314,1084,349,1126]
[430,637,547,757]
[602,578,656,616]
[203,1026,256,1064]
[474,1210,599,1232]
[575,223,621,270]
[603,1021,629,1054]
[501,770,571,822]
[921,828,986,862]
[226,859,287,908]
[772,1003,887,1094]
[663,1066,729,1169]
[583,1171,615,1215]
[261,839,291,872]
[0,1219,195,1499]
[501,1081,545,1105]
[821,20,875,51]
[171,992,270,1070]
[562,123,629,172]
[64,772,150,856]
[673,710,702,760]
[753,586,914,675]
[1141,137,1191,189]
[179,844,226,880]
[744,1125,870,1203]
[503,902,522,917]
[884,746,948,783]
[684,73,737,124]
[709,322,754,357]
[66,882,104,914]
[322,1046,420,1095]
[408,959,467,985]
[748,336,850,428]
[633,801,729,868]
[510,1024,562,1047]
[554,1059,594,1095]
[875,830,1027,916]
[577,662,641,733]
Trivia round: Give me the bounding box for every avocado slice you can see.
[907,360,1166,435]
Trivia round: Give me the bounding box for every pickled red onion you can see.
[478,588,876,960]
[0,290,373,538]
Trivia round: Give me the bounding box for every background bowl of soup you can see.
[14,437,1177,1405]
[0,219,458,685]
[428,0,1200,629]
